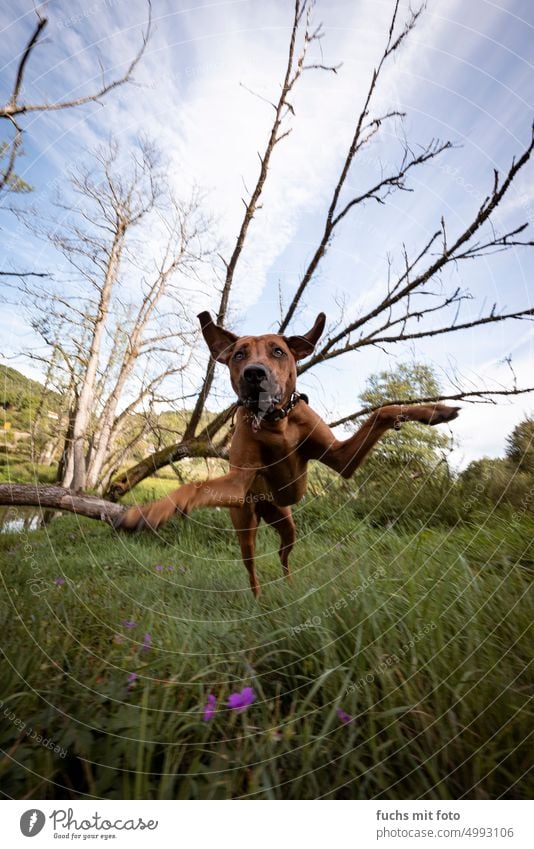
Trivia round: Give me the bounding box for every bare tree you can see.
[182,0,338,441]
[105,0,534,501]
[2,0,534,518]
[0,6,151,198]
[105,0,340,498]
[16,138,210,492]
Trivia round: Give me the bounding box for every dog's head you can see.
[197,311,326,418]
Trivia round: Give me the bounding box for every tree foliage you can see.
[357,363,451,471]
[506,416,534,473]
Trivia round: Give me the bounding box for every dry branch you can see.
[183,0,337,440]
[105,437,229,500]
[0,484,125,524]
[279,0,425,331]
[300,123,534,374]
[0,4,151,194]
[328,386,534,429]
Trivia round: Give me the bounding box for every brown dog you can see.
[116,312,460,596]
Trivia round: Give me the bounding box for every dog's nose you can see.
[243,364,268,384]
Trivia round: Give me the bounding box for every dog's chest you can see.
[255,427,298,461]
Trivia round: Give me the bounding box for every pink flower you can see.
[336,707,353,724]
[227,687,256,711]
[142,632,152,651]
[113,634,125,645]
[202,693,217,721]
[128,672,137,684]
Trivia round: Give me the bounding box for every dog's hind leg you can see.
[230,504,260,598]
[256,502,296,582]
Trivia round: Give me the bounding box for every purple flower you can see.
[127,672,137,684]
[122,619,136,629]
[167,566,174,572]
[154,565,164,572]
[227,687,256,711]
[54,577,65,585]
[336,707,353,724]
[142,632,152,651]
[202,693,217,721]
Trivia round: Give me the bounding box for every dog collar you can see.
[262,390,308,422]
[238,391,308,430]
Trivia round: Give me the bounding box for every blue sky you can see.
[1,0,533,466]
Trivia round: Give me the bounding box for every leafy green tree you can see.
[338,363,457,525]
[505,416,534,473]
[460,416,534,516]
[357,362,452,473]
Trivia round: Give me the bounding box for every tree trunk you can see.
[70,232,124,491]
[86,286,161,490]
[57,408,76,487]
[0,484,125,524]
[38,440,57,465]
[85,394,123,491]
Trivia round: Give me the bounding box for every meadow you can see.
[0,475,532,800]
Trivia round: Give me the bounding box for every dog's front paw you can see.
[113,497,181,532]
[426,404,461,425]
[113,505,152,532]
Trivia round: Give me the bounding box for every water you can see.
[0,506,44,533]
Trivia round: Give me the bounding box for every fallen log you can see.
[0,484,125,524]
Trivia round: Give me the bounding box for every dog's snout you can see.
[243,364,268,384]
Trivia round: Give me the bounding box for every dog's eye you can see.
[272,347,285,358]
[233,350,245,361]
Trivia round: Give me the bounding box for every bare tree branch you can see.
[105,437,229,500]
[0,271,49,277]
[329,386,534,429]
[0,484,125,524]
[279,0,426,331]
[0,4,152,194]
[299,123,534,373]
[301,306,534,372]
[183,0,337,439]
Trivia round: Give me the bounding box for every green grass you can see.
[0,455,58,485]
[0,498,532,800]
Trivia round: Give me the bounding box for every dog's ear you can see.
[284,312,326,360]
[197,312,239,364]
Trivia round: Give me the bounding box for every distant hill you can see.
[0,364,61,433]
[0,365,229,482]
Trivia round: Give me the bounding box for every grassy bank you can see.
[0,497,532,800]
